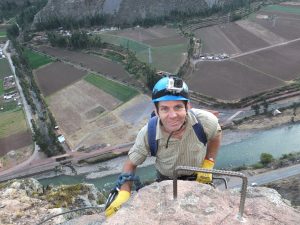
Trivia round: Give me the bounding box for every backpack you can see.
[147,110,207,156]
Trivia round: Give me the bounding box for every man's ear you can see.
[186,102,191,110]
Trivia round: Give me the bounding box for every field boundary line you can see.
[232,59,285,83]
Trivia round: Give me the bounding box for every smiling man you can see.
[105,76,222,217]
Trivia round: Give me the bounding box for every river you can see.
[39,123,300,192]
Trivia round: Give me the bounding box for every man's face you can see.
[156,100,188,133]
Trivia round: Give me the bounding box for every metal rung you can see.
[173,166,247,221]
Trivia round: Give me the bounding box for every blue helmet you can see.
[152,76,189,102]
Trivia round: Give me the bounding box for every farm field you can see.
[0,131,32,156]
[47,78,149,149]
[194,25,241,55]
[84,73,138,102]
[104,26,188,73]
[235,40,300,81]
[37,46,136,84]
[23,48,53,69]
[189,5,300,101]
[249,10,300,40]
[34,61,87,96]
[0,108,28,138]
[0,59,12,78]
[220,22,269,52]
[0,80,3,95]
[187,60,284,100]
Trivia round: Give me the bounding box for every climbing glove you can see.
[105,190,130,218]
[196,159,215,184]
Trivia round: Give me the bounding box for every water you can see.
[39,123,300,192]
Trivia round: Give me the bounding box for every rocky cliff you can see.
[32,0,231,28]
[0,178,299,224]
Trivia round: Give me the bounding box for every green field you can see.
[263,5,300,15]
[137,43,188,74]
[99,33,150,53]
[84,73,139,102]
[0,31,6,37]
[0,79,3,95]
[23,48,53,69]
[0,101,18,112]
[0,108,27,138]
[0,59,12,79]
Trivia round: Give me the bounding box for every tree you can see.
[260,153,274,165]
[251,104,260,115]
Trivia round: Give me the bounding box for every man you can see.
[105,76,222,217]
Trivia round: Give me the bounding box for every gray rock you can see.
[104,180,300,225]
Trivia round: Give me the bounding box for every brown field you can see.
[194,25,241,55]
[251,11,300,40]
[0,130,32,156]
[220,22,269,52]
[187,60,284,101]
[235,40,300,81]
[48,79,121,135]
[38,46,133,82]
[35,61,87,96]
[47,80,151,150]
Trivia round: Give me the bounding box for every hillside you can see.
[32,0,234,28]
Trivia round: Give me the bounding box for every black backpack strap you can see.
[190,110,207,146]
[148,116,158,156]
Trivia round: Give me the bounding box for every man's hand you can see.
[196,159,215,184]
[105,190,130,218]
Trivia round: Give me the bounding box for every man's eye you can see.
[160,107,168,112]
[174,105,184,111]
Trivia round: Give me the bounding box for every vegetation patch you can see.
[0,59,12,79]
[99,33,149,53]
[0,108,27,138]
[263,5,300,15]
[84,73,138,102]
[0,79,3,95]
[0,101,18,113]
[23,48,53,69]
[0,31,6,37]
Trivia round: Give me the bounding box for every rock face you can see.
[0,178,105,225]
[1,179,299,224]
[32,0,231,28]
[104,180,300,225]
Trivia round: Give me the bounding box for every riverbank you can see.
[232,107,300,130]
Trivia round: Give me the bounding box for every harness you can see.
[147,110,207,156]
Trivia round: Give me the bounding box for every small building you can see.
[272,109,281,116]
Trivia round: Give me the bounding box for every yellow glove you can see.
[105,190,130,218]
[196,159,214,184]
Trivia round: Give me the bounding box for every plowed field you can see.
[35,62,87,96]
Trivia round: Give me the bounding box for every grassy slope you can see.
[84,73,139,102]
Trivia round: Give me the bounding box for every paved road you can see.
[2,40,40,175]
[224,164,300,189]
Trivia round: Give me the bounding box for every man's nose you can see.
[168,109,177,117]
